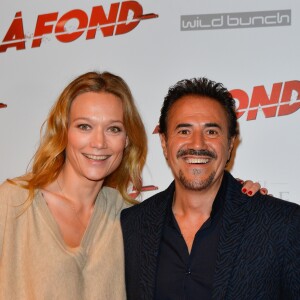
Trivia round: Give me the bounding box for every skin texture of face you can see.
[64,91,128,186]
[160,95,235,194]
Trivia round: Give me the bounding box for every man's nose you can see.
[189,131,206,149]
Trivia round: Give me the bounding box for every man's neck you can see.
[172,178,223,217]
[172,177,224,253]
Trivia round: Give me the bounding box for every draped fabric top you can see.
[0,181,130,300]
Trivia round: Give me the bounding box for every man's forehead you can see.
[175,122,221,129]
[169,97,226,119]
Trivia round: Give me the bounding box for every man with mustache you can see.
[121,77,300,299]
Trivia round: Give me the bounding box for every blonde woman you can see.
[0,71,146,299]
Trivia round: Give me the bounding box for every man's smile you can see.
[184,157,210,164]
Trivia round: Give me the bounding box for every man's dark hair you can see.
[158,77,238,139]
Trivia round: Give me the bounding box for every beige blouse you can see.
[0,181,131,300]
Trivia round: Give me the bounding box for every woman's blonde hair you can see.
[11,71,147,207]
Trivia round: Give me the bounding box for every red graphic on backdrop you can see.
[232,80,300,120]
[152,79,300,131]
[129,185,158,198]
[0,1,158,53]
[0,103,7,109]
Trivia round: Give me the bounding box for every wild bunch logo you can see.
[0,1,158,53]
[181,10,291,31]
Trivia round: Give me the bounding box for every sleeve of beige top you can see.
[0,183,9,259]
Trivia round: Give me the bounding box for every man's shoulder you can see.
[221,172,300,231]
[263,195,299,226]
[250,192,300,215]
[227,171,299,214]
[236,190,300,231]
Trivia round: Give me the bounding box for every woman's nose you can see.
[90,130,107,149]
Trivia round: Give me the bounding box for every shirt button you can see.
[185,269,191,275]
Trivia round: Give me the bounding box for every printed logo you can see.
[233,80,300,120]
[0,1,158,53]
[0,103,7,109]
[181,10,291,31]
[152,79,300,130]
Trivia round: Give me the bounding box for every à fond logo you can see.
[232,80,300,120]
[0,1,158,53]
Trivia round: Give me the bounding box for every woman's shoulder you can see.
[0,180,29,206]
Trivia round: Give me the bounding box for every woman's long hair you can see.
[10,71,147,208]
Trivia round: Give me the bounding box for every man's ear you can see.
[159,133,168,159]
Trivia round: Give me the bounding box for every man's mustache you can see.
[176,149,217,159]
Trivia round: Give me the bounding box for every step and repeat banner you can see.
[1,0,299,204]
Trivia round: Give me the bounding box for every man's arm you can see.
[281,206,300,299]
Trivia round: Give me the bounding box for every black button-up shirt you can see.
[155,176,227,300]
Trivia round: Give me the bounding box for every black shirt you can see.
[155,176,227,300]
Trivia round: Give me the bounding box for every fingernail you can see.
[247,191,253,196]
[261,188,267,195]
[242,188,247,193]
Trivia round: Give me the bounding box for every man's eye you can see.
[207,129,218,135]
[179,129,189,135]
[78,124,90,131]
